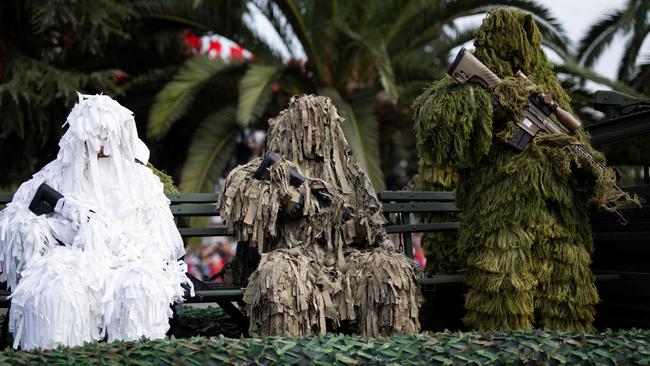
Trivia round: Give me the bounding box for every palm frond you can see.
[618,23,650,82]
[148,56,232,139]
[319,87,384,190]
[273,0,330,84]
[237,64,283,126]
[250,1,297,59]
[429,27,477,59]
[335,23,398,103]
[396,0,569,57]
[385,0,432,43]
[123,66,179,92]
[180,107,240,192]
[617,0,649,83]
[577,9,626,66]
[133,0,248,38]
[556,61,640,96]
[631,54,650,93]
[360,36,398,104]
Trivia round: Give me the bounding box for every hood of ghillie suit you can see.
[55,93,155,203]
[472,8,570,109]
[58,93,150,167]
[265,95,372,202]
[471,8,637,211]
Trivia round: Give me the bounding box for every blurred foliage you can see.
[150,0,573,193]
[0,0,648,192]
[0,0,248,188]
[577,0,649,87]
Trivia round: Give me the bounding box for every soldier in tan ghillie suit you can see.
[218,95,422,337]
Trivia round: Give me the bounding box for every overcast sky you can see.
[533,0,647,79]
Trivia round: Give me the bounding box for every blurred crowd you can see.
[184,231,426,282]
[185,236,236,282]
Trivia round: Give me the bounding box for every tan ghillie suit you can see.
[218,95,421,337]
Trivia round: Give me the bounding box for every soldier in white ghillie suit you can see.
[219,95,421,337]
[0,94,191,350]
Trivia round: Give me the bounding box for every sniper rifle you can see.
[253,152,333,215]
[447,47,641,224]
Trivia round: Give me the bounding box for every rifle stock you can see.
[449,48,581,142]
[447,48,640,224]
[448,48,501,89]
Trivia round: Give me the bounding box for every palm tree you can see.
[0,0,251,188]
[0,1,132,187]
[149,0,570,193]
[577,0,649,85]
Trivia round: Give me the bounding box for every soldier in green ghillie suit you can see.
[219,95,421,337]
[413,8,637,331]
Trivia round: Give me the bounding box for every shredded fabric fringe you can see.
[411,9,625,331]
[220,95,421,337]
[0,94,191,350]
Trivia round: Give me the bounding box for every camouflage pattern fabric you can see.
[2,329,649,365]
[219,95,421,337]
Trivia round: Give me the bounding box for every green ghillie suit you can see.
[413,9,637,331]
[219,95,421,337]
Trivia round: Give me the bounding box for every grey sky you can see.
[539,0,647,80]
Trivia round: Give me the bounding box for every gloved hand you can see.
[47,220,78,245]
[54,197,96,224]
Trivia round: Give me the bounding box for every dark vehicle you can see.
[588,90,650,329]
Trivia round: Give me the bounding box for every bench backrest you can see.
[0,191,461,260]
[170,191,461,259]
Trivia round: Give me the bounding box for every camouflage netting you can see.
[2,330,649,365]
[413,8,637,332]
[218,95,421,337]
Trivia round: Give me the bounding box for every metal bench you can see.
[0,191,464,302]
[0,190,633,328]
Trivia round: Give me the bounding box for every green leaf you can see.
[237,64,283,126]
[334,353,358,364]
[556,61,641,96]
[148,56,232,139]
[364,37,398,104]
[319,87,385,190]
[274,0,330,84]
[577,9,627,67]
[432,355,454,365]
[180,107,239,193]
[336,24,398,103]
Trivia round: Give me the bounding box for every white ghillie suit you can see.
[0,94,190,350]
[219,95,422,337]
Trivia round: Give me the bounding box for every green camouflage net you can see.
[412,8,638,332]
[1,330,649,365]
